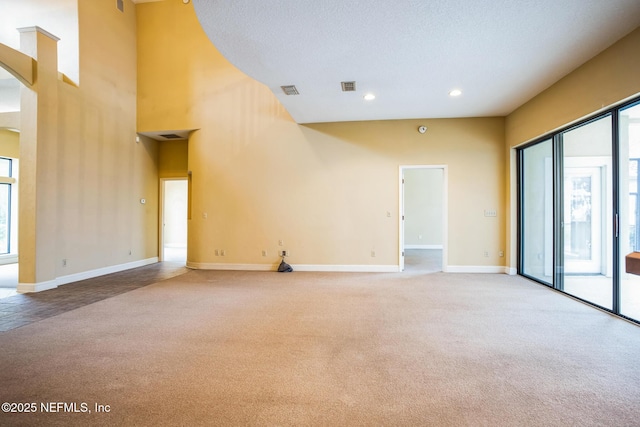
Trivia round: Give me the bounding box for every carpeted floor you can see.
[0,269,638,426]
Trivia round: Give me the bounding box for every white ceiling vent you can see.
[281,85,299,95]
[159,133,183,139]
[341,81,356,92]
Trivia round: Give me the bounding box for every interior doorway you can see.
[160,179,188,264]
[399,165,447,272]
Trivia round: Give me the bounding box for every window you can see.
[0,158,16,256]
[520,139,553,285]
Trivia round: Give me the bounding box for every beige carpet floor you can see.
[0,270,639,426]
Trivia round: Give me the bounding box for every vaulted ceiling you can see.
[3,1,640,124]
[192,0,640,124]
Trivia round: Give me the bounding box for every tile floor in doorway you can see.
[0,263,18,299]
[0,262,189,332]
[404,249,442,274]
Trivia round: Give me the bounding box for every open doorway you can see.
[160,179,188,264]
[399,165,447,273]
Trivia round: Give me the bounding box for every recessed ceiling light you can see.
[364,93,376,101]
[449,89,462,97]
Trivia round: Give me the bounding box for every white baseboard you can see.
[0,254,18,266]
[17,257,159,293]
[13,259,513,293]
[188,262,512,274]
[445,265,508,274]
[57,257,159,286]
[404,245,443,250]
[293,264,399,273]
[17,278,58,293]
[187,262,273,271]
[187,262,399,273]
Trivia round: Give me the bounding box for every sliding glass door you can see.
[561,116,613,309]
[521,139,553,285]
[619,102,640,320]
[518,97,640,323]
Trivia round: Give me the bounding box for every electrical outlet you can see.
[215,249,219,256]
[262,250,267,257]
[280,250,289,257]
[483,250,489,257]
[62,259,67,267]
[278,240,284,246]
[499,250,504,257]
[371,250,376,257]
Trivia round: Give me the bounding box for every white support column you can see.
[17,27,60,292]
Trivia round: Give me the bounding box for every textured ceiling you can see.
[193,0,640,124]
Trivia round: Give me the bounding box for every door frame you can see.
[563,166,603,274]
[399,165,448,272]
[159,177,189,262]
[563,156,612,276]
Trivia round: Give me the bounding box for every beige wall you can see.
[53,0,159,276]
[0,112,19,131]
[0,129,19,158]
[0,0,159,288]
[506,27,640,148]
[158,140,188,178]
[138,1,506,270]
[5,1,633,281]
[505,26,640,270]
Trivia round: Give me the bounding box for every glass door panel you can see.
[562,116,613,309]
[521,139,553,285]
[619,102,640,321]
